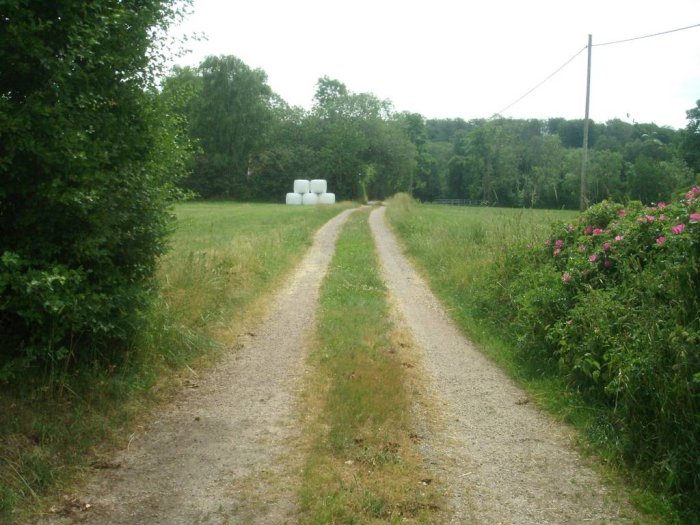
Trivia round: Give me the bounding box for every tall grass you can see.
[0,202,350,523]
[299,209,442,524]
[144,202,351,366]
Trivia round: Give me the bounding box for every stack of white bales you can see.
[286,179,336,205]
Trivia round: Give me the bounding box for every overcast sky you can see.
[168,0,700,129]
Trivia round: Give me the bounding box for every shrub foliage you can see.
[492,187,700,510]
[0,1,189,378]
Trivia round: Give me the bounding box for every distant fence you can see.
[432,198,477,206]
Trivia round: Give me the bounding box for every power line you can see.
[490,46,587,118]
[594,22,700,47]
[489,22,699,119]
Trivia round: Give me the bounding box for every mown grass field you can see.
[0,201,351,523]
[299,209,442,524]
[385,195,680,524]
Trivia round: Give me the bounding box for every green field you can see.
[0,202,351,523]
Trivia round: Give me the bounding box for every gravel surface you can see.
[369,206,638,525]
[38,208,356,525]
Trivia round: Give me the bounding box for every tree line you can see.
[161,54,700,207]
[433,115,699,208]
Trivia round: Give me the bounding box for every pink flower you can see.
[555,239,564,248]
[544,239,551,246]
[589,254,597,263]
[645,215,656,223]
[617,209,627,216]
[659,215,667,222]
[553,248,561,256]
[658,202,667,210]
[614,235,624,241]
[593,228,604,235]
[656,236,666,245]
[584,226,594,235]
[602,242,611,252]
[671,224,685,235]
[690,213,700,223]
[562,272,572,283]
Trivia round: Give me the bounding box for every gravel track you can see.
[369,206,637,525]
[36,204,640,525]
[38,208,356,525]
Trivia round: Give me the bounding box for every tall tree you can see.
[307,77,412,200]
[176,55,274,198]
[397,112,442,201]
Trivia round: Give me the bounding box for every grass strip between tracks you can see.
[299,208,442,524]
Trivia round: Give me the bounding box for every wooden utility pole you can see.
[580,34,592,211]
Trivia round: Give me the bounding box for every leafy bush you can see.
[0,1,189,380]
[494,187,700,511]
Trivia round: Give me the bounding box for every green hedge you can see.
[0,2,188,380]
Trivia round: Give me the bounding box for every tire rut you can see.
[369,206,638,525]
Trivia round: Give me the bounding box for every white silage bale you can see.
[318,192,335,204]
[286,192,302,205]
[309,179,327,194]
[302,192,319,205]
[293,179,310,194]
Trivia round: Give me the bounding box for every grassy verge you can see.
[0,202,351,523]
[385,195,574,378]
[385,194,677,524]
[299,209,442,524]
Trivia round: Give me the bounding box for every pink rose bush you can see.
[541,186,699,288]
[502,186,699,506]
